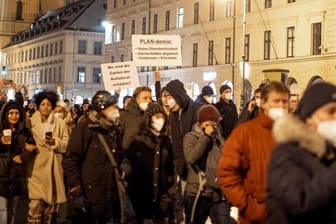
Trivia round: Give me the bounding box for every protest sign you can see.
[101,61,139,90]
[132,35,182,66]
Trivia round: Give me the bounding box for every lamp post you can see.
[231,0,236,101]
[71,25,78,99]
[240,0,247,110]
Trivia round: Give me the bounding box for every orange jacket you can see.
[217,111,275,224]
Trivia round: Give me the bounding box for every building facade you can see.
[0,0,67,72]
[105,0,336,107]
[2,0,106,101]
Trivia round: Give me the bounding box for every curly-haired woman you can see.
[27,91,69,223]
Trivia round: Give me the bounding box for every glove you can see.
[69,187,88,216]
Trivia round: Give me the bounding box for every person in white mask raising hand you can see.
[120,86,152,150]
[267,82,336,224]
[238,87,263,124]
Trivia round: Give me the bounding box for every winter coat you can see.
[183,123,224,196]
[195,95,209,105]
[238,100,260,124]
[125,129,174,219]
[217,111,275,224]
[215,98,238,139]
[28,111,69,204]
[120,98,144,150]
[62,110,122,219]
[267,114,336,224]
[0,102,36,197]
[169,99,201,178]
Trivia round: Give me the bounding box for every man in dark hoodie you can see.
[164,79,201,223]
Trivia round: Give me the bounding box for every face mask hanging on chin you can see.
[268,108,288,120]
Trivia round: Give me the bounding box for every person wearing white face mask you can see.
[164,79,202,223]
[267,82,336,224]
[63,90,124,223]
[238,87,263,124]
[183,105,236,224]
[124,103,174,223]
[217,81,290,224]
[215,84,238,139]
[120,86,152,150]
[195,86,215,105]
[54,100,75,135]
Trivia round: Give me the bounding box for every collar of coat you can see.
[272,114,327,158]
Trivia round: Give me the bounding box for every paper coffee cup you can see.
[3,129,12,144]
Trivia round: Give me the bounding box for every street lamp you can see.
[231,0,236,101]
[240,0,247,110]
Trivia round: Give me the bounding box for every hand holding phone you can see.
[45,131,52,140]
[45,131,55,146]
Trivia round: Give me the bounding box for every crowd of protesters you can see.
[0,76,336,224]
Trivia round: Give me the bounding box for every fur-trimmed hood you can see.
[273,114,327,158]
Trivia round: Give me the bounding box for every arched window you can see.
[16,1,23,21]
[208,82,217,103]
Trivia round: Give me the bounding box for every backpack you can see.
[205,138,224,188]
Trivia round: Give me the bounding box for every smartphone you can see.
[45,131,52,139]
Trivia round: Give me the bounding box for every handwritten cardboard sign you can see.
[101,61,139,90]
[132,35,182,66]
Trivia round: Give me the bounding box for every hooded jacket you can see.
[165,80,201,178]
[0,102,35,197]
[267,114,336,224]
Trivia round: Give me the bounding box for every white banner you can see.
[132,34,182,66]
[101,61,139,90]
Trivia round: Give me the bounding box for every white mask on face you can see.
[225,93,231,100]
[107,109,120,123]
[268,108,288,120]
[54,112,64,119]
[206,97,213,104]
[152,118,165,132]
[167,98,177,109]
[255,98,261,107]
[139,102,149,111]
[315,118,336,146]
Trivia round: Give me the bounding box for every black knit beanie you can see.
[219,84,231,94]
[165,79,189,107]
[297,82,336,120]
[201,86,214,96]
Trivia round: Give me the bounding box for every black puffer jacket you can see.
[125,129,174,219]
[267,114,336,224]
[0,102,35,197]
[62,110,122,220]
